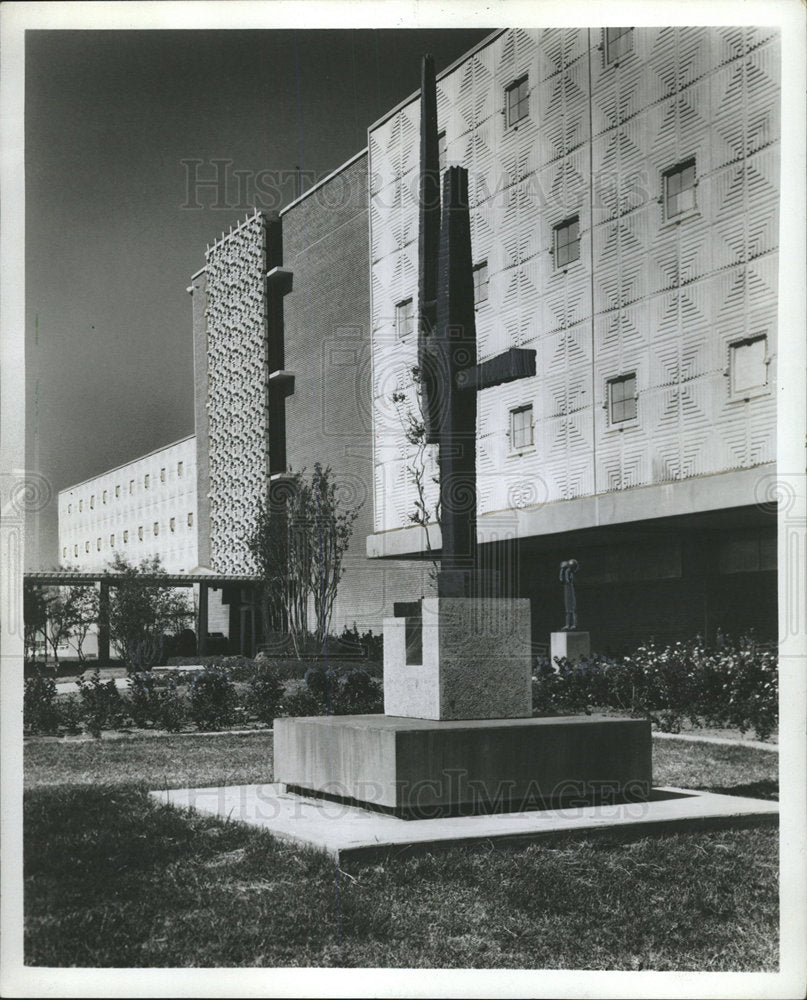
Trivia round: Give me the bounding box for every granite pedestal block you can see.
[383,597,532,721]
[551,630,591,665]
[273,714,652,818]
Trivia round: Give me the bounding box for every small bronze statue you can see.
[559,559,579,631]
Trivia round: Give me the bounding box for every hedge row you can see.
[24,663,383,737]
[533,634,777,741]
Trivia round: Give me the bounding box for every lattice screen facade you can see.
[369,27,779,540]
[204,211,269,573]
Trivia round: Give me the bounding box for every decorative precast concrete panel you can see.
[204,211,268,574]
[369,27,779,544]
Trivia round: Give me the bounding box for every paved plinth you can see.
[273,714,651,817]
[151,783,778,864]
[550,630,591,664]
[384,597,532,720]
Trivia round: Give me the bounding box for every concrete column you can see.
[198,581,209,657]
[98,581,110,664]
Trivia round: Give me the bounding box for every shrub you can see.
[246,665,284,725]
[127,633,167,672]
[280,688,322,717]
[24,672,61,735]
[302,665,383,715]
[155,677,186,733]
[188,667,238,731]
[336,668,383,714]
[531,634,778,740]
[127,671,160,727]
[58,694,83,734]
[75,670,127,737]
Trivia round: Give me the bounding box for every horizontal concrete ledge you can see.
[152,784,778,865]
[367,465,775,559]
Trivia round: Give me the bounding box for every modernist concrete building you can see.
[57,25,780,654]
[367,26,780,649]
[58,436,198,574]
[188,152,429,649]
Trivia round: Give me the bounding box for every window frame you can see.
[395,297,415,340]
[505,74,530,129]
[604,27,634,65]
[728,333,770,401]
[662,158,697,223]
[553,215,581,270]
[472,260,489,308]
[509,403,535,453]
[606,372,638,427]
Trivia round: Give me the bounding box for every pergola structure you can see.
[24,571,261,660]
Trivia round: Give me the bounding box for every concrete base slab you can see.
[151,783,778,864]
[274,714,652,815]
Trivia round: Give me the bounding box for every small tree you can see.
[70,585,99,665]
[41,586,86,666]
[248,464,362,655]
[24,582,48,663]
[391,365,441,582]
[106,553,194,670]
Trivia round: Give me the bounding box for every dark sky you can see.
[24,28,491,568]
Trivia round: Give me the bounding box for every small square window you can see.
[729,335,768,397]
[438,131,447,172]
[177,462,183,478]
[506,75,529,127]
[170,517,176,533]
[663,159,696,220]
[396,298,415,340]
[187,512,194,527]
[153,522,159,536]
[510,404,534,451]
[138,526,143,541]
[123,530,129,543]
[160,467,166,482]
[115,484,120,498]
[554,216,580,269]
[473,261,489,307]
[110,534,115,547]
[605,27,633,64]
[608,373,638,424]
[144,474,150,489]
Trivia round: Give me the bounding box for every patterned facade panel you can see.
[369,27,779,535]
[204,212,267,574]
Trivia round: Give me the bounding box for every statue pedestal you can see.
[550,630,591,665]
[383,597,532,721]
[273,606,651,817]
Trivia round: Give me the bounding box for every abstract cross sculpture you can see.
[417,55,537,598]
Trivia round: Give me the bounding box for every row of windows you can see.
[66,462,186,515]
[63,513,195,558]
[395,157,699,332]
[504,337,769,451]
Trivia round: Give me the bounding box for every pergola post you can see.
[98,580,110,665]
[198,581,209,657]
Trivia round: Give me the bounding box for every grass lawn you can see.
[23,732,779,969]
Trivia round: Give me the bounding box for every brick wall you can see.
[281,154,431,631]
